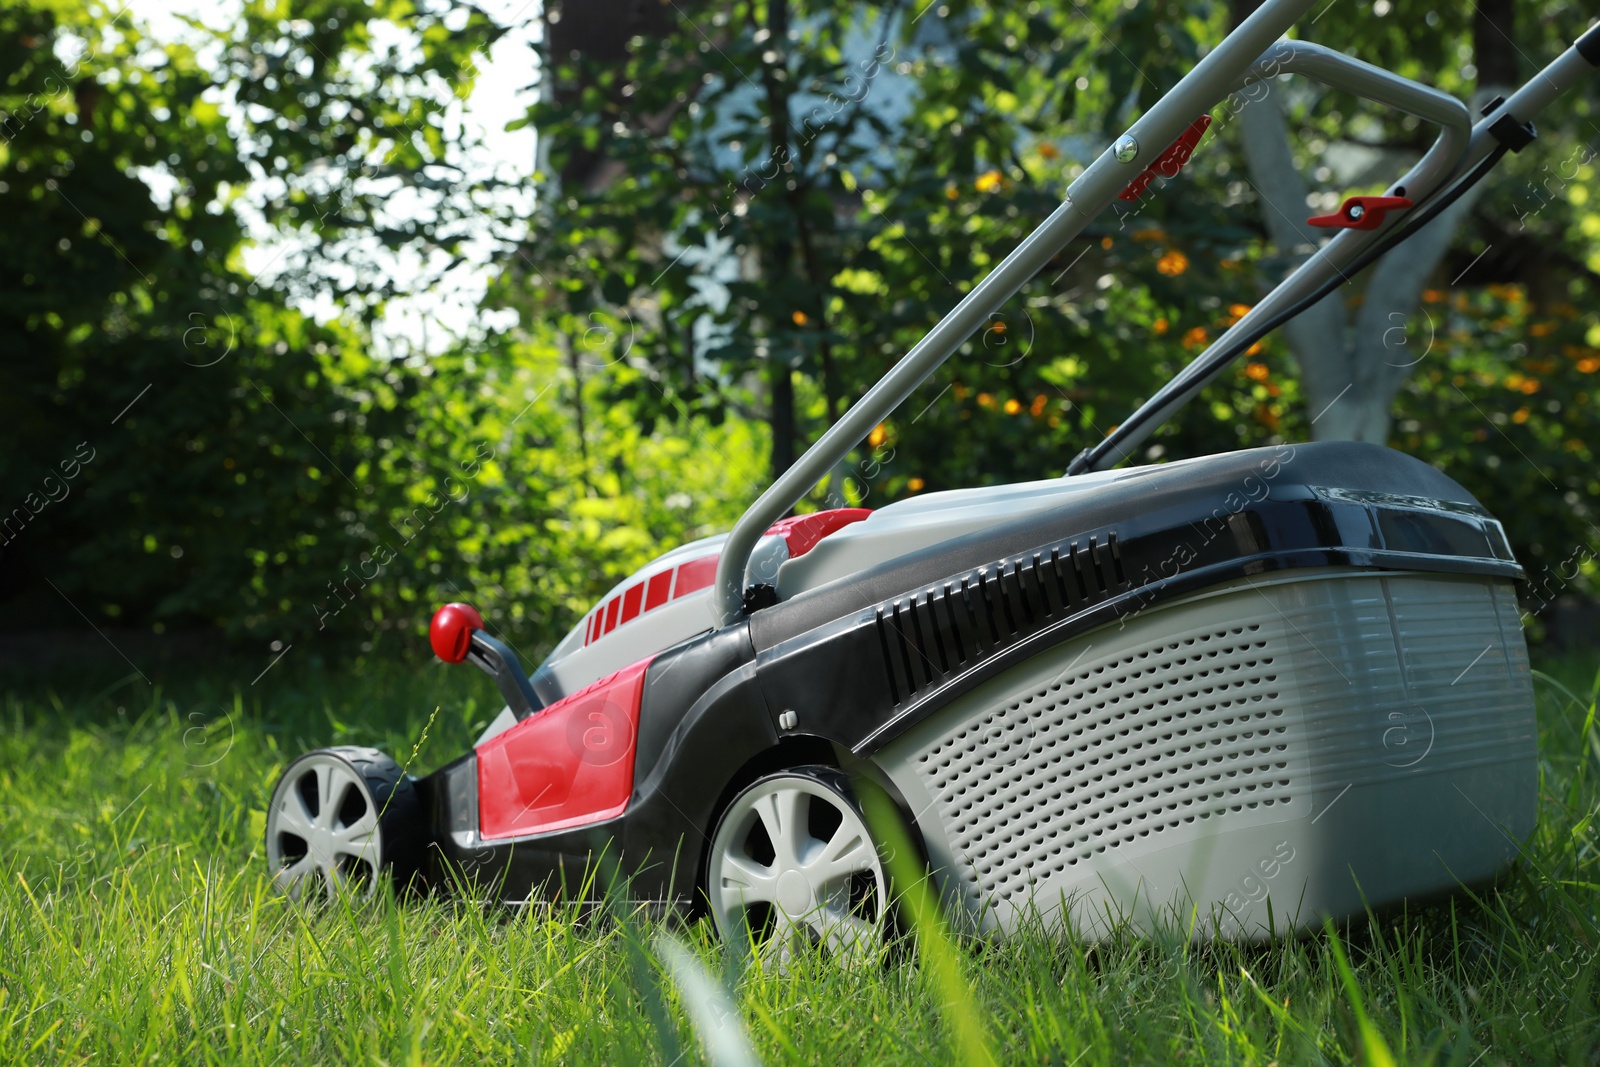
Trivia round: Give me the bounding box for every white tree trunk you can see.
[1236,96,1356,436]
[1235,89,1501,444]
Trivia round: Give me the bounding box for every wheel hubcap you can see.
[709,775,886,965]
[266,754,382,902]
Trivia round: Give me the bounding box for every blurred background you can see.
[2,0,1597,682]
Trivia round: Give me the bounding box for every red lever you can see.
[1307,194,1412,231]
[430,602,484,663]
[1118,115,1212,202]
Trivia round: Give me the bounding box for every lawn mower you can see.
[267,0,1600,952]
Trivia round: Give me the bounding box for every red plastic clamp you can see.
[1118,115,1212,202]
[1306,194,1413,231]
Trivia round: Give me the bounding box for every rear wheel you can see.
[265,746,421,902]
[706,766,888,966]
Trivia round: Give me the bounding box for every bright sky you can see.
[125,0,543,357]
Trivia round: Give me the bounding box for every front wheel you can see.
[706,766,889,966]
[265,746,421,902]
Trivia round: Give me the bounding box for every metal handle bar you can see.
[1070,42,1471,472]
[1071,26,1599,474]
[1235,40,1471,197]
[711,0,1321,624]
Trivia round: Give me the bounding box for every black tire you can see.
[265,745,424,901]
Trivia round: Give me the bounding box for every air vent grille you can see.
[913,623,1293,902]
[875,533,1128,704]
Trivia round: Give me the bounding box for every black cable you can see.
[1066,144,1512,475]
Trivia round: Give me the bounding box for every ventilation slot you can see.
[873,529,1134,705]
[912,622,1294,902]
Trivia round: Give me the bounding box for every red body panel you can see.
[621,583,644,624]
[765,508,871,557]
[476,656,655,839]
[645,570,672,610]
[673,554,718,596]
[577,509,871,647]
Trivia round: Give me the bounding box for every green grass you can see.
[2,653,1598,1065]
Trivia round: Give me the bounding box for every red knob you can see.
[430,602,485,663]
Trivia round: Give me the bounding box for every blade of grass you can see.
[1325,923,1397,1067]
[861,785,998,1067]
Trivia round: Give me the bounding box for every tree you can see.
[519,0,1597,594]
[0,0,500,644]
[1231,0,1512,442]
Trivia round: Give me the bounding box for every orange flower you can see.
[1153,317,1169,336]
[1029,394,1048,417]
[1037,142,1060,160]
[989,320,1006,335]
[868,423,887,448]
[945,185,959,200]
[1004,398,1022,415]
[907,477,925,492]
[1528,321,1556,337]
[1183,326,1208,349]
[1228,303,1253,319]
[1245,340,1264,357]
[975,169,1004,193]
[977,392,995,408]
[1156,250,1189,276]
[791,310,808,326]
[1101,235,1113,250]
[1578,357,1600,373]
[1245,362,1270,381]
[1520,378,1540,394]
[1422,289,1445,303]
[1512,407,1530,424]
[1131,227,1168,243]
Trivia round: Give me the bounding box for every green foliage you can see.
[2,655,1599,1062]
[515,0,1599,597]
[3,0,1598,656]
[0,0,760,659]
[1391,284,1600,589]
[0,0,505,644]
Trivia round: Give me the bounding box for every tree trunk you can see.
[1230,0,1515,445]
[565,338,593,495]
[1234,97,1353,432]
[759,0,799,477]
[770,362,796,475]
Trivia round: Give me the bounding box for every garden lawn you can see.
[1,654,1597,1065]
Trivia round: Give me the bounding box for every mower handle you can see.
[1067,41,1473,474]
[711,0,1324,625]
[713,1,1596,625]
[1071,24,1600,474]
[1230,40,1472,201]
